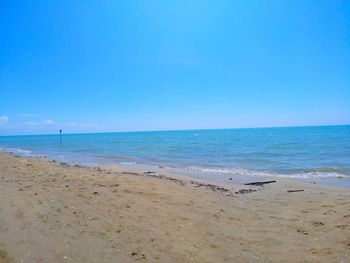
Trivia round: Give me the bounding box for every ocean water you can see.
[0,125,349,186]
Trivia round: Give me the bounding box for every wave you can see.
[120,161,138,166]
[1,147,33,155]
[1,147,349,179]
[0,147,46,158]
[184,166,350,179]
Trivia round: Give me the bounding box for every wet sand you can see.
[0,152,349,262]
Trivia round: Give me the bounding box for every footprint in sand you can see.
[0,247,12,263]
[311,221,325,227]
[323,209,336,215]
[342,239,350,248]
[321,204,334,208]
[310,247,333,255]
[15,209,24,220]
[336,225,347,229]
[296,228,308,235]
[130,251,146,261]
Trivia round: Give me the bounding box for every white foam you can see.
[2,147,32,155]
[120,161,138,166]
[185,166,273,176]
[277,171,345,179]
[184,166,348,179]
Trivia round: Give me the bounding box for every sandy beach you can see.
[0,152,349,263]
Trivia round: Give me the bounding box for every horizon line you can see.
[0,123,349,137]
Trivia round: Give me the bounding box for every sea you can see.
[1,125,349,187]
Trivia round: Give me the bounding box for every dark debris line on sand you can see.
[138,172,260,196]
[56,161,260,197]
[6,154,266,197]
[139,171,239,196]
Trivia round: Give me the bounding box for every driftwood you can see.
[245,180,276,186]
[287,189,304,193]
[235,189,257,194]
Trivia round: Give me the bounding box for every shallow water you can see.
[0,125,349,186]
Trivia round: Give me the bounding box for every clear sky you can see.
[0,0,349,135]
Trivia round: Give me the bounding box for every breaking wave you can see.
[184,166,350,179]
[0,147,34,156]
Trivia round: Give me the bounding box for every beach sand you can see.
[0,152,349,263]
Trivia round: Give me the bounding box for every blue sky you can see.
[0,0,349,135]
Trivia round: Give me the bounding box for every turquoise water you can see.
[1,125,349,186]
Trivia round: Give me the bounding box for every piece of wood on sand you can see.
[287,189,304,193]
[244,180,276,186]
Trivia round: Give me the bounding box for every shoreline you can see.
[1,148,350,189]
[0,151,350,262]
[5,149,350,192]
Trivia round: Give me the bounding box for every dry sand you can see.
[0,152,349,263]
